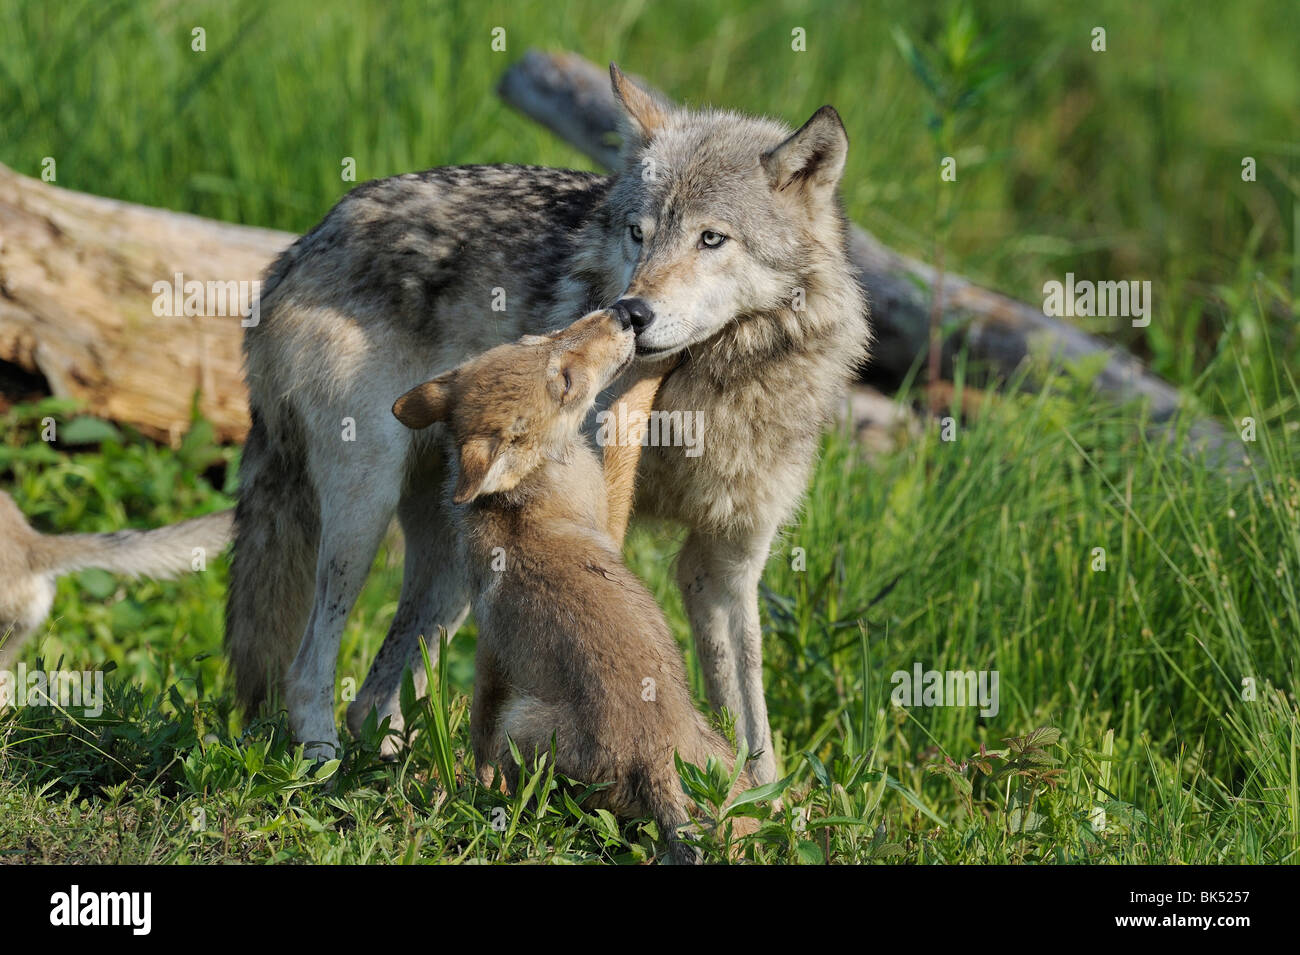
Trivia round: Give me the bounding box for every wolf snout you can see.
[609,300,634,331]
[614,297,655,335]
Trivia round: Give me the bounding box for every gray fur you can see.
[227,67,869,776]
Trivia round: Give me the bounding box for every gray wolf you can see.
[0,490,231,668]
[393,307,753,863]
[226,64,869,782]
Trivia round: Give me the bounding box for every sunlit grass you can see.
[1,0,1296,863]
[2,357,1295,862]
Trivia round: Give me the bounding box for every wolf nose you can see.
[615,298,655,334]
[610,301,634,331]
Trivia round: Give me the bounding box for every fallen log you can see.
[0,163,290,443]
[498,50,1236,460]
[0,53,1234,459]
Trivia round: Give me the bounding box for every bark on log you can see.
[0,163,291,442]
[498,49,1235,459]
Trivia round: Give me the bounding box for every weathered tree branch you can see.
[0,163,289,442]
[498,49,1236,459]
[0,51,1234,460]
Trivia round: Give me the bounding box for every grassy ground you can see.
[3,367,1298,863]
[1,0,1298,863]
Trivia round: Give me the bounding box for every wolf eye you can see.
[700,230,727,249]
[629,224,643,243]
[562,369,573,394]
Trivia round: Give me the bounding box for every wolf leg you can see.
[471,651,508,789]
[677,528,778,784]
[347,472,469,756]
[285,464,402,761]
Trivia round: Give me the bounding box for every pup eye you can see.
[562,369,573,394]
[700,230,727,249]
[629,224,643,243]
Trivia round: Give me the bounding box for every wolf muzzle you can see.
[612,297,655,335]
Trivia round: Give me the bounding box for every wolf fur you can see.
[394,308,754,864]
[0,491,232,668]
[226,64,869,779]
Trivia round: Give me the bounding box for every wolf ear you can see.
[393,372,455,429]
[452,436,511,504]
[761,106,849,198]
[610,63,669,142]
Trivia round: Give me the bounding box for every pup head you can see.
[601,64,851,360]
[393,309,635,504]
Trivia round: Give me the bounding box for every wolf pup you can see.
[228,63,869,781]
[393,308,754,864]
[0,491,231,668]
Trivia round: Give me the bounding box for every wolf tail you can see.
[224,408,321,713]
[28,508,234,578]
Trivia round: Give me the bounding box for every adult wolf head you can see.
[587,64,860,364]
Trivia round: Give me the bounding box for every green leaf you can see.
[804,751,832,790]
[177,418,223,472]
[725,771,795,813]
[804,815,875,829]
[864,771,946,826]
[59,416,124,446]
[593,809,621,840]
[78,567,117,599]
[312,759,341,782]
[795,840,825,864]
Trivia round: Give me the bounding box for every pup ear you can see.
[452,436,511,505]
[393,372,455,429]
[761,105,849,197]
[609,62,669,142]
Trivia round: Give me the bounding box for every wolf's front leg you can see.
[348,474,470,758]
[603,356,680,546]
[471,652,509,789]
[676,529,778,785]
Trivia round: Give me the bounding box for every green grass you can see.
[1,0,1298,862]
[3,359,1297,863]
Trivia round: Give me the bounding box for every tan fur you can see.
[601,356,679,546]
[609,63,670,141]
[0,491,231,667]
[395,311,755,863]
